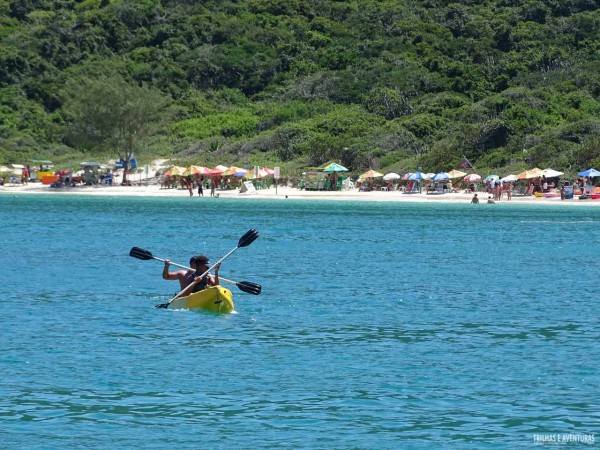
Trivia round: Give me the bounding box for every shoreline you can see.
[1,182,598,206]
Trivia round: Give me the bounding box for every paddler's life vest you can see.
[187,273,210,293]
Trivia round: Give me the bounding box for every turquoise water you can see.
[1,194,598,449]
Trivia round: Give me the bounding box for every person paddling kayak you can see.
[176,255,221,298]
[163,256,197,290]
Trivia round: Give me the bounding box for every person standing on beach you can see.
[210,180,216,196]
[198,177,204,196]
[471,193,479,203]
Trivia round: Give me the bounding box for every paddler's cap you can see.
[194,255,210,266]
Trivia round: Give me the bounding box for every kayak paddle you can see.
[129,246,261,295]
[131,228,260,308]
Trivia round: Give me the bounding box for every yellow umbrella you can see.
[359,169,384,180]
[517,167,543,180]
[182,165,206,176]
[165,166,187,176]
[447,169,467,179]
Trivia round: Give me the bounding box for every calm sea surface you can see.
[1,194,598,449]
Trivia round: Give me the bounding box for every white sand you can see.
[1,181,598,206]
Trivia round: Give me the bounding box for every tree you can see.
[62,75,172,183]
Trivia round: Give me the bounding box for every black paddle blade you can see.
[155,302,168,309]
[130,247,154,260]
[238,228,259,248]
[236,281,262,295]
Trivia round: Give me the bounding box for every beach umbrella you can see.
[221,166,246,176]
[542,168,564,178]
[501,174,518,182]
[198,167,221,176]
[484,174,499,182]
[182,165,206,176]
[407,171,428,181]
[447,169,467,179]
[578,168,600,177]
[432,172,450,181]
[323,163,349,172]
[165,166,186,176]
[383,172,401,181]
[360,169,384,179]
[463,173,482,182]
[214,165,228,173]
[244,168,271,179]
[517,167,543,179]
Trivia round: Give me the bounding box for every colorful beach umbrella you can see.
[244,168,271,179]
[463,173,482,182]
[407,171,429,181]
[182,165,206,176]
[484,174,499,182]
[221,166,247,176]
[323,163,349,172]
[165,166,187,176]
[360,169,384,179]
[517,167,543,179]
[432,172,450,181]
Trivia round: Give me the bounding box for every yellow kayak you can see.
[167,286,235,313]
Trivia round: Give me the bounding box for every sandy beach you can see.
[2,180,600,206]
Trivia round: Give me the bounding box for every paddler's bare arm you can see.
[212,263,221,286]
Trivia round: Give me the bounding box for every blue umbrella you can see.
[408,171,428,181]
[578,168,600,177]
[432,172,450,181]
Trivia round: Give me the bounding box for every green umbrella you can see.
[323,163,348,172]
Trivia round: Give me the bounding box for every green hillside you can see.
[2,0,600,177]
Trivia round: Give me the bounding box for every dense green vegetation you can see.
[2,0,600,178]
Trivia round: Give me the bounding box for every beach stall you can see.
[29,160,54,181]
[80,162,101,185]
